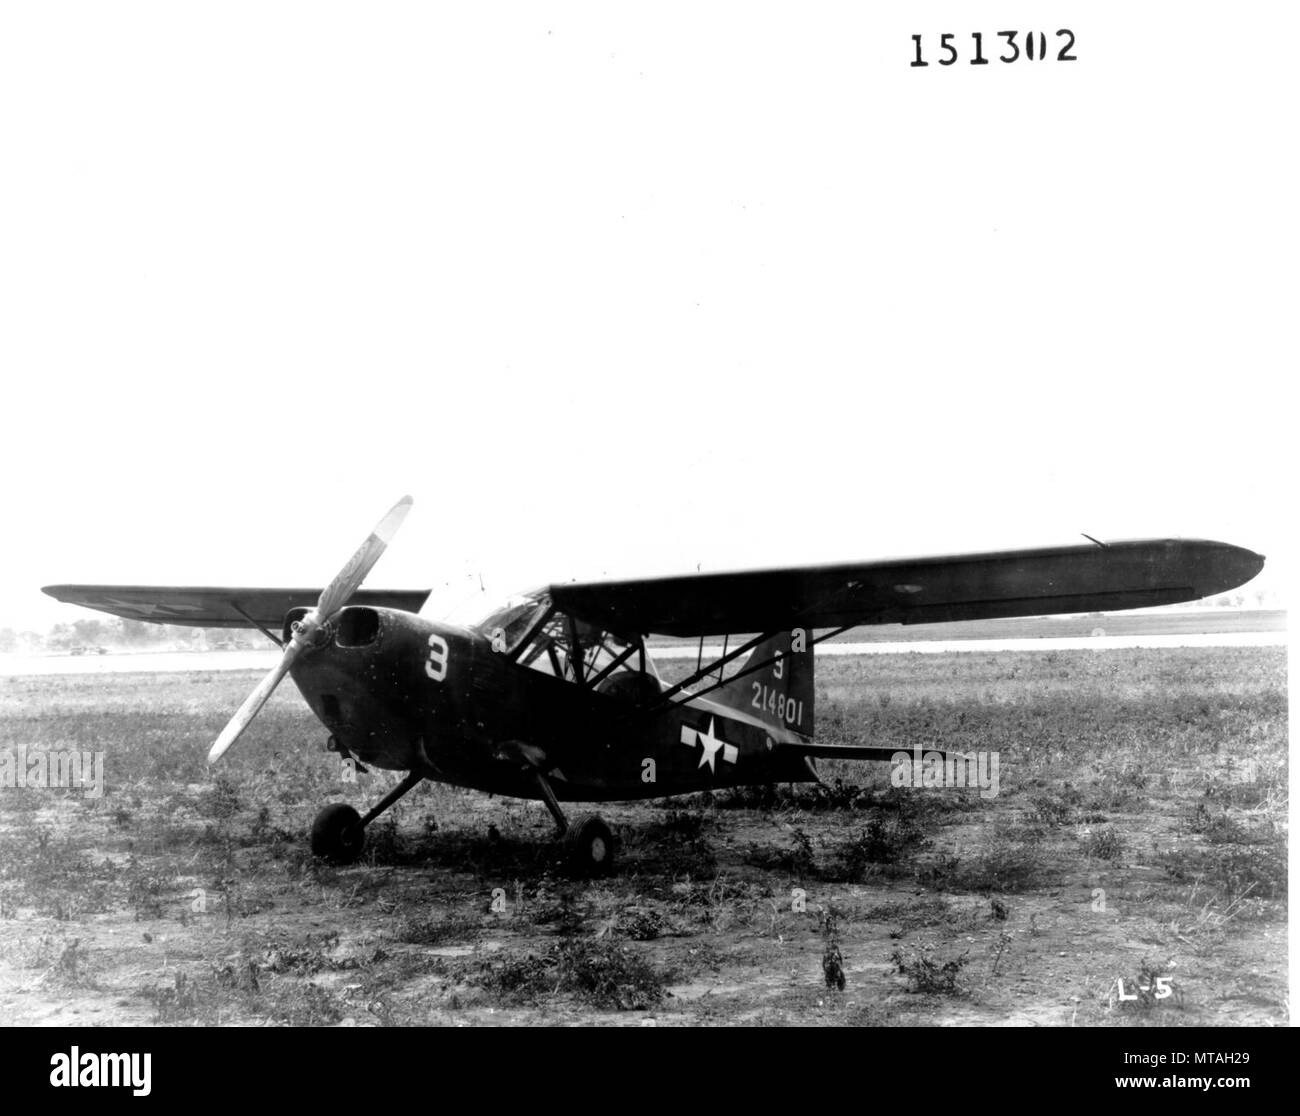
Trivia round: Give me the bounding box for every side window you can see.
[513,612,652,697]
[517,615,573,679]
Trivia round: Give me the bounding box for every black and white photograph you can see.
[0,0,1290,1067]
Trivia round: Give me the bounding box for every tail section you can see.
[712,630,814,739]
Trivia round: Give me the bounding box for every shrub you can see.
[890,943,969,995]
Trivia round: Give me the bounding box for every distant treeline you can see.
[0,617,266,654]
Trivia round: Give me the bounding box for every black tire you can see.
[565,813,614,877]
[311,803,365,864]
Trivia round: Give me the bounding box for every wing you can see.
[550,539,1264,637]
[41,585,432,629]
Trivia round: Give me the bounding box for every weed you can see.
[890,943,970,995]
[1162,832,1287,902]
[1088,764,1148,810]
[916,851,962,889]
[609,906,667,941]
[654,810,707,840]
[261,980,346,1025]
[1030,785,1082,826]
[713,779,871,812]
[126,865,167,920]
[989,930,1013,976]
[963,822,1047,892]
[1081,827,1125,863]
[822,910,846,991]
[145,971,207,1024]
[626,813,716,876]
[1181,801,1276,846]
[394,913,481,946]
[862,896,954,931]
[832,816,929,881]
[212,956,261,992]
[529,888,586,933]
[743,826,816,877]
[198,774,241,820]
[922,822,1047,893]
[476,938,668,1010]
[33,936,88,988]
[1217,761,1286,810]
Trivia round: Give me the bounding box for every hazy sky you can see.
[2,2,1292,630]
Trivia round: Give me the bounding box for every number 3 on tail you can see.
[426,634,450,681]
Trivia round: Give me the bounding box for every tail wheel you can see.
[565,813,615,877]
[311,803,366,864]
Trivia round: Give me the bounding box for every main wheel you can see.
[311,803,366,864]
[565,813,614,877]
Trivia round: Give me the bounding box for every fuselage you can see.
[288,605,813,801]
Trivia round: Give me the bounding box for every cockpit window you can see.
[458,588,661,702]
[469,591,551,656]
[516,611,661,694]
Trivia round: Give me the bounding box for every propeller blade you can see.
[208,641,303,763]
[207,495,414,764]
[315,495,413,620]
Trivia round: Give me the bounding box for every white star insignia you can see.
[679,716,738,773]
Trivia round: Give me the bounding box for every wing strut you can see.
[229,601,285,649]
[586,638,640,689]
[654,630,779,707]
[653,625,854,710]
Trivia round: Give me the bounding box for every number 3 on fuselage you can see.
[425,633,449,681]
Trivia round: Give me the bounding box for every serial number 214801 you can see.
[752,683,805,728]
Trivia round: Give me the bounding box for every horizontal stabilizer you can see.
[780,743,908,763]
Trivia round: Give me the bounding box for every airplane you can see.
[43,497,1265,876]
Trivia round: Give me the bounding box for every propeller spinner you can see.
[207,496,413,763]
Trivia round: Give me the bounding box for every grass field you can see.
[0,646,1287,1026]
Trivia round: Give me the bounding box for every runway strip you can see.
[652,632,1287,658]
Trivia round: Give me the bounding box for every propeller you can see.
[207,495,413,764]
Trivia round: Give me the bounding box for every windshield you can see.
[463,590,551,654]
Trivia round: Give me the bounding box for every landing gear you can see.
[532,770,616,877]
[565,813,614,877]
[311,803,366,864]
[309,769,425,865]
[308,765,615,875]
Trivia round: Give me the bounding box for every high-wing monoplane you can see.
[44,497,1265,874]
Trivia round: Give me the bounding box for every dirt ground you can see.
[0,646,1287,1027]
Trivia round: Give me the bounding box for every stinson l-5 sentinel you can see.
[45,497,1265,875]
